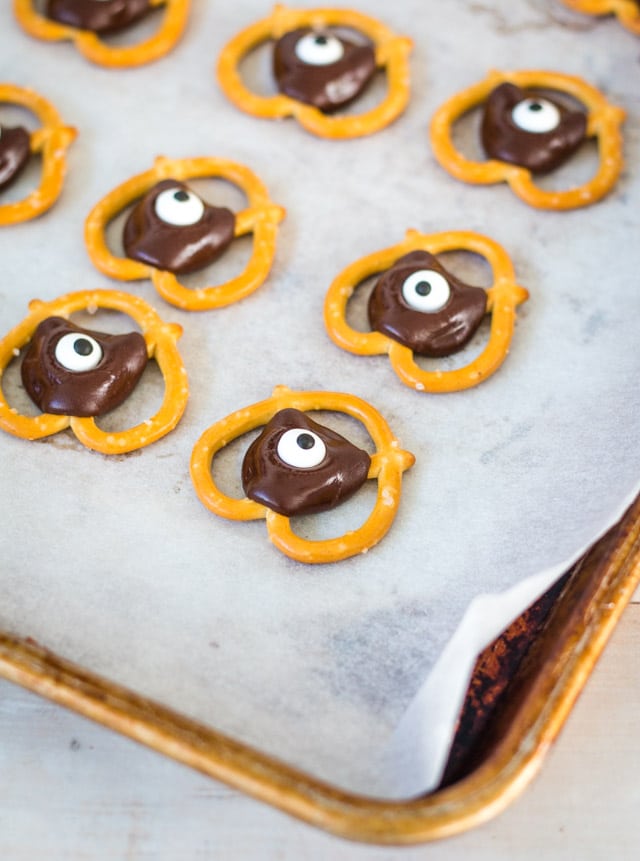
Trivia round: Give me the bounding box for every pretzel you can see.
[324,230,528,394]
[190,386,415,564]
[216,4,412,139]
[561,0,640,33]
[85,155,285,311]
[430,69,625,210]
[13,0,190,68]
[0,289,187,453]
[0,83,76,226]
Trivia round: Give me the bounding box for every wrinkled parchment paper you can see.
[1,0,639,796]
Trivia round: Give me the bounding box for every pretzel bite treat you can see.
[324,230,528,393]
[430,70,625,210]
[13,0,190,67]
[0,290,188,453]
[190,386,415,564]
[217,5,412,139]
[0,83,76,226]
[85,156,285,311]
[561,0,640,34]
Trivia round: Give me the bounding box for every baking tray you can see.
[1,493,639,844]
[2,0,640,844]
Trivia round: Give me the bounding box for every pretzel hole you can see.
[238,29,388,117]
[0,103,43,205]
[32,0,165,45]
[1,346,42,417]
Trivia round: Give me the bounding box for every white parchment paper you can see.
[1,0,639,797]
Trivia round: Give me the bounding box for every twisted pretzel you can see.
[190,386,415,564]
[13,0,190,68]
[85,155,285,311]
[430,69,625,210]
[216,4,412,139]
[0,83,76,226]
[0,289,187,453]
[324,230,529,394]
[561,0,640,33]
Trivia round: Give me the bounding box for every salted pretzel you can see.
[324,230,528,394]
[561,0,640,33]
[216,4,412,139]
[0,289,188,454]
[0,83,76,226]
[85,155,285,311]
[190,386,415,564]
[13,0,190,68]
[430,69,625,210]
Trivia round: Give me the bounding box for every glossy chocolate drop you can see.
[368,251,488,357]
[0,125,31,192]
[21,317,148,417]
[45,0,152,35]
[481,82,587,174]
[273,27,376,113]
[241,408,371,517]
[123,179,236,275]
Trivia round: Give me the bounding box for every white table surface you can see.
[1,589,638,860]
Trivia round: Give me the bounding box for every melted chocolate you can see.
[273,28,376,113]
[0,125,31,192]
[45,0,152,35]
[481,82,587,174]
[368,251,488,357]
[123,179,236,275]
[242,408,371,517]
[21,317,148,417]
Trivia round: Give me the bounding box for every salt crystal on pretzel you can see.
[190,386,415,564]
[0,83,76,226]
[13,0,190,68]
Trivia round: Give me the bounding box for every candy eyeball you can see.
[54,331,103,372]
[154,186,206,226]
[512,97,561,134]
[401,269,451,313]
[277,427,327,469]
[294,31,345,66]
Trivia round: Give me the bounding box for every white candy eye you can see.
[277,427,327,469]
[54,332,103,372]
[294,32,344,66]
[401,269,451,313]
[511,98,561,133]
[154,186,205,226]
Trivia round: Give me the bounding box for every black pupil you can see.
[528,102,543,112]
[73,338,94,356]
[415,281,432,296]
[296,433,315,450]
[314,34,328,46]
[173,189,190,202]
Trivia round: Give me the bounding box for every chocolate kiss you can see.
[242,408,371,517]
[21,317,148,417]
[123,179,236,275]
[481,82,587,174]
[0,125,31,192]
[45,0,152,35]
[368,250,487,358]
[273,28,376,113]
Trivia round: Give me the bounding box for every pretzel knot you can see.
[0,83,76,226]
[324,230,529,394]
[430,69,625,210]
[85,155,286,311]
[216,4,412,139]
[561,0,640,33]
[190,386,415,564]
[0,290,188,453]
[13,0,190,68]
